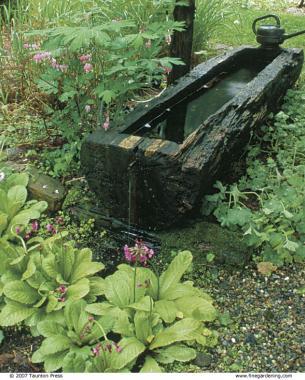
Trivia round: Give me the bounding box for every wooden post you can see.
[167,0,196,86]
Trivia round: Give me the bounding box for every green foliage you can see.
[31,299,113,372]
[0,169,47,239]
[32,251,218,372]
[193,0,234,51]
[202,89,305,266]
[0,237,105,329]
[22,12,184,177]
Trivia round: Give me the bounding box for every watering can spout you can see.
[283,29,305,41]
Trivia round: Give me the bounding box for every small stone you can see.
[194,353,213,368]
[245,333,257,345]
[28,167,66,211]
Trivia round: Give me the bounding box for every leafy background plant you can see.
[202,89,305,266]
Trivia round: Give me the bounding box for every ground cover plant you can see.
[0,0,304,374]
[202,90,305,267]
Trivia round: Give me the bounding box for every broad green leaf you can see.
[162,281,210,301]
[27,271,46,289]
[113,310,134,337]
[134,310,152,343]
[33,296,47,308]
[135,267,159,300]
[85,302,112,316]
[29,201,48,213]
[42,254,57,278]
[104,270,134,307]
[37,335,72,356]
[4,280,39,304]
[110,337,145,370]
[150,318,201,349]
[7,185,27,218]
[64,299,88,333]
[154,300,177,323]
[37,321,66,337]
[66,278,90,300]
[62,352,87,373]
[154,344,196,364]
[43,352,66,373]
[0,212,8,235]
[159,251,192,299]
[58,245,75,282]
[175,296,217,322]
[140,356,162,373]
[0,301,35,326]
[70,247,103,283]
[4,173,29,189]
[22,257,36,280]
[89,276,105,296]
[70,262,104,284]
[0,189,7,213]
[46,295,62,313]
[128,296,153,312]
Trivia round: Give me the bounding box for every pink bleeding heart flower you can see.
[84,63,93,73]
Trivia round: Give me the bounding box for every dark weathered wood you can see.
[81,47,304,229]
[299,0,304,8]
[167,0,196,85]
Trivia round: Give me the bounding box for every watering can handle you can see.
[252,14,281,35]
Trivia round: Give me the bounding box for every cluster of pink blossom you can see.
[23,43,40,50]
[32,51,68,72]
[33,51,52,63]
[83,63,93,73]
[91,341,122,357]
[55,284,67,302]
[51,58,68,72]
[78,54,93,73]
[46,223,57,235]
[15,220,39,241]
[123,239,154,266]
[79,54,91,63]
[102,112,110,131]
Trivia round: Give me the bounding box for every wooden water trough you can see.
[81,46,303,229]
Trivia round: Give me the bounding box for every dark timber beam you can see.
[167,0,196,85]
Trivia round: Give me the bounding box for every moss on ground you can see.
[158,220,253,269]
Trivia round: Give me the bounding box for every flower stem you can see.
[133,265,137,303]
[93,319,108,342]
[150,260,160,300]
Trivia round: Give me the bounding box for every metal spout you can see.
[284,29,305,40]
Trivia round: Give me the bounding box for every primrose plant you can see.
[32,249,219,372]
[0,235,105,334]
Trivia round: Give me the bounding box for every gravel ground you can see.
[179,262,305,373]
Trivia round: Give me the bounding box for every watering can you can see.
[253,14,305,47]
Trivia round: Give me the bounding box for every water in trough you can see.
[129,65,263,143]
